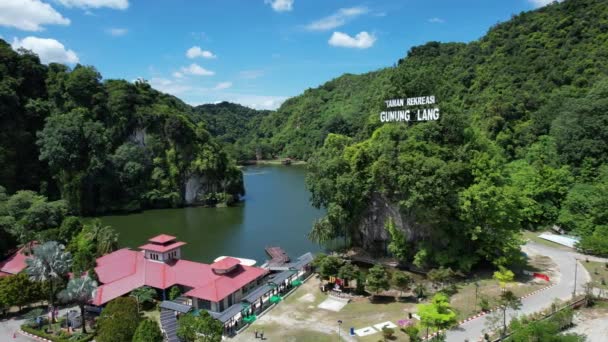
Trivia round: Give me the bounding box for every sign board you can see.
[380,95,440,123]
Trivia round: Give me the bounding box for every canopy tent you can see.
[243,315,257,324]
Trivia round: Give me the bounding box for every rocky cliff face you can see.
[184,174,207,205]
[129,127,147,147]
[353,192,432,253]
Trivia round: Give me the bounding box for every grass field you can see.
[232,255,554,342]
[232,276,418,341]
[521,231,572,250]
[581,260,608,289]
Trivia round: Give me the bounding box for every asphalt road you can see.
[446,241,594,342]
[0,307,76,342]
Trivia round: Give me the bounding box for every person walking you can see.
[255,329,258,338]
[260,329,265,340]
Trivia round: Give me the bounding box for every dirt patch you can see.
[567,306,608,342]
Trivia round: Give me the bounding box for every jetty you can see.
[265,246,290,266]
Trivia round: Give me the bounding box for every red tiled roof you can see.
[210,257,240,271]
[184,265,266,302]
[0,271,11,277]
[92,247,268,306]
[148,234,177,244]
[138,241,186,253]
[0,245,34,275]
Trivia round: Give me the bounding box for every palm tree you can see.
[26,241,72,323]
[130,286,156,314]
[85,220,118,256]
[58,275,97,334]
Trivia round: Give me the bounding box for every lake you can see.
[99,165,325,264]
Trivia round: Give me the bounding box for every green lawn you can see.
[581,260,608,289]
[450,255,554,320]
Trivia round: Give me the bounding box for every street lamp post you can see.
[573,258,578,298]
[337,320,343,340]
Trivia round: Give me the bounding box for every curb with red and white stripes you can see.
[421,282,555,341]
[18,329,53,342]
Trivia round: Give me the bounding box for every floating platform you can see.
[265,246,290,266]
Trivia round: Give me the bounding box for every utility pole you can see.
[474,281,480,313]
[573,258,578,298]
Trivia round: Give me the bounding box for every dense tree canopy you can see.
[0,39,243,218]
[300,0,608,266]
[96,297,141,342]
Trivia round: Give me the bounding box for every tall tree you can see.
[96,297,141,342]
[57,275,98,333]
[392,271,413,299]
[177,311,223,342]
[366,265,390,299]
[25,241,72,323]
[130,286,156,314]
[417,293,457,339]
[497,290,522,337]
[385,218,408,263]
[132,319,163,342]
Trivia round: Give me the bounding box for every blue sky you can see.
[1,0,557,109]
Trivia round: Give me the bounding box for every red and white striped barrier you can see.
[421,282,555,340]
[18,330,53,342]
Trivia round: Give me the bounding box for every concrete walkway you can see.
[446,242,607,341]
[0,306,77,342]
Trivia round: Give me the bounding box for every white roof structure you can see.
[538,233,580,248]
[214,256,257,266]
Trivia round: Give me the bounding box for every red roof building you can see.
[0,245,34,277]
[92,235,268,313]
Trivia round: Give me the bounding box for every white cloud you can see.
[428,17,445,24]
[181,63,214,76]
[529,0,562,7]
[186,46,216,59]
[56,0,129,10]
[149,77,191,96]
[0,0,70,31]
[239,70,264,80]
[172,71,184,78]
[264,0,293,12]
[305,6,368,31]
[328,31,376,49]
[12,36,78,64]
[214,82,232,90]
[106,27,127,36]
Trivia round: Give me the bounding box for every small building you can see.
[92,234,268,314]
[91,235,315,337]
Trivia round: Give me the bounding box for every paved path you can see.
[0,307,76,342]
[446,241,603,342]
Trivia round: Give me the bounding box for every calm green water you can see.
[99,165,325,264]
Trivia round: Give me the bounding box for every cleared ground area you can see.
[231,276,418,341]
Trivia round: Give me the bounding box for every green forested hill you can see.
[0,40,243,217]
[271,0,608,267]
[192,102,271,161]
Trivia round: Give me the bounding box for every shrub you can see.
[20,325,94,342]
[479,297,491,312]
[382,326,395,339]
[132,319,163,342]
[404,325,421,342]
